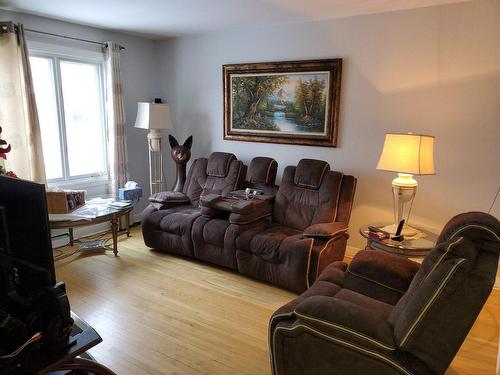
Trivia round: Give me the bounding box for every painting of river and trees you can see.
[223,59,342,147]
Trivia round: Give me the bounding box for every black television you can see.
[0,176,56,296]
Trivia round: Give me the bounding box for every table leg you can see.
[69,228,74,246]
[111,216,118,256]
[126,212,131,237]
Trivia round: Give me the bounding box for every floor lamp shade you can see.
[134,103,173,130]
[376,133,435,235]
[134,102,173,194]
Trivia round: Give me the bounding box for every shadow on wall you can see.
[332,0,500,94]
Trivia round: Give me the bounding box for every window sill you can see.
[48,176,109,191]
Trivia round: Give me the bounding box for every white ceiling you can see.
[0,0,470,39]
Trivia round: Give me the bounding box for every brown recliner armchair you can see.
[269,212,500,375]
[141,152,245,257]
[234,159,357,294]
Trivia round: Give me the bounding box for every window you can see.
[30,54,108,182]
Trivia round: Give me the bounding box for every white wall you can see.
[0,9,159,216]
[155,0,500,251]
[2,1,499,254]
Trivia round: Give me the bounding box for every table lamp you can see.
[134,100,173,194]
[376,133,435,236]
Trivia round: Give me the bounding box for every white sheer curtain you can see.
[104,41,128,197]
[0,22,46,183]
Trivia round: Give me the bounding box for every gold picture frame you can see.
[223,59,342,147]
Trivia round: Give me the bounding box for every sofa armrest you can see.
[346,250,420,296]
[293,295,396,350]
[229,199,272,224]
[303,222,348,239]
[229,210,272,225]
[149,191,190,205]
[200,194,272,224]
[199,193,221,207]
[229,199,271,215]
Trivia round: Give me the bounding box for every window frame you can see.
[29,50,109,186]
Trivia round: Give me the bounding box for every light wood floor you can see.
[55,227,500,375]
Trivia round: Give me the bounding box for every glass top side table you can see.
[49,197,135,256]
[359,222,438,258]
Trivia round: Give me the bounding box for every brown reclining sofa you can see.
[141,152,357,293]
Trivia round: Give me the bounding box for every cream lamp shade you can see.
[134,102,173,130]
[376,133,435,175]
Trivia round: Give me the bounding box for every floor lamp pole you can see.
[147,129,165,195]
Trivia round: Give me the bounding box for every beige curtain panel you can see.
[0,22,46,183]
[105,41,128,197]
[105,41,130,228]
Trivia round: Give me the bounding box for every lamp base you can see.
[383,223,419,237]
[147,129,162,152]
[391,173,418,237]
[146,130,165,194]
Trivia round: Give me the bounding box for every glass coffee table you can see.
[49,199,134,256]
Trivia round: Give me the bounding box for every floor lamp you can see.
[134,101,173,195]
[376,133,435,236]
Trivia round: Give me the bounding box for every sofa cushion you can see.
[149,191,190,204]
[294,159,330,189]
[182,158,209,206]
[318,262,347,286]
[334,289,393,320]
[347,250,420,295]
[202,159,245,198]
[202,218,228,247]
[293,295,396,346]
[300,280,343,299]
[157,206,201,235]
[236,223,302,263]
[206,152,236,177]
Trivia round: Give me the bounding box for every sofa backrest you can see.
[272,159,345,230]
[334,174,357,225]
[242,156,278,195]
[388,212,500,374]
[183,152,245,206]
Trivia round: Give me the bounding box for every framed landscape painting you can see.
[223,59,342,147]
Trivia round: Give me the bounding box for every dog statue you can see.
[169,135,193,192]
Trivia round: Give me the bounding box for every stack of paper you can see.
[108,201,132,208]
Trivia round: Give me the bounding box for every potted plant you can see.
[0,126,17,178]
